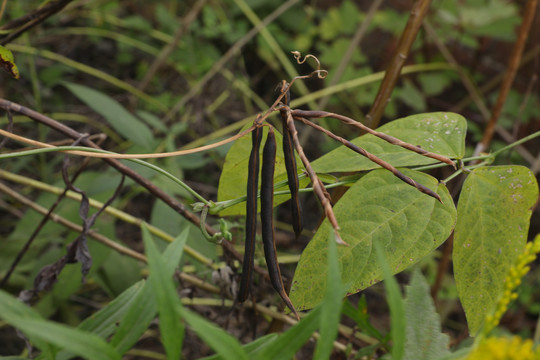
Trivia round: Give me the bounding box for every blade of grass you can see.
[178,309,248,360]
[314,229,346,360]
[142,225,188,360]
[256,307,322,360]
[110,229,189,354]
[0,291,120,360]
[6,43,167,111]
[373,240,406,360]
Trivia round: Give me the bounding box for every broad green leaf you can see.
[217,125,305,216]
[312,112,466,173]
[290,169,456,310]
[142,226,188,360]
[403,269,450,360]
[63,82,155,149]
[374,240,405,360]
[314,230,345,360]
[0,45,20,79]
[0,291,120,360]
[453,166,538,335]
[255,306,322,360]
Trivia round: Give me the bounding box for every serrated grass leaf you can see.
[63,82,155,149]
[312,112,466,173]
[290,169,456,310]
[453,165,539,334]
[403,269,450,360]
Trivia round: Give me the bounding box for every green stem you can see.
[0,145,210,205]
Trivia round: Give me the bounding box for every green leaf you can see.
[314,229,345,360]
[199,334,278,360]
[0,290,55,358]
[453,165,539,335]
[142,226,188,360]
[109,280,157,354]
[374,240,405,360]
[77,280,144,337]
[290,169,456,310]
[312,112,466,173]
[63,82,155,149]
[255,307,322,360]
[111,229,190,354]
[403,269,450,360]
[0,291,120,360]
[217,124,304,216]
[178,309,248,360]
[0,45,20,79]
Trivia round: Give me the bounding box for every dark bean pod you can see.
[280,110,303,239]
[237,126,263,303]
[261,127,299,319]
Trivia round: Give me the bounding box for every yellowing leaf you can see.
[0,45,20,79]
[453,166,539,335]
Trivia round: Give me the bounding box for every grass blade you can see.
[314,229,345,360]
[142,225,188,360]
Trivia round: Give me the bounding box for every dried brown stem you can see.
[0,134,105,288]
[476,0,538,155]
[0,0,74,45]
[292,109,455,168]
[0,99,259,275]
[365,0,432,129]
[294,115,442,202]
[284,108,347,245]
[0,180,146,263]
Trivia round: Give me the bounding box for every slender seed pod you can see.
[237,126,262,303]
[261,127,300,319]
[279,86,303,239]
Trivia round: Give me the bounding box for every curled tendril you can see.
[291,51,328,79]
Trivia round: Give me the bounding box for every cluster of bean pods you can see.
[236,69,455,319]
